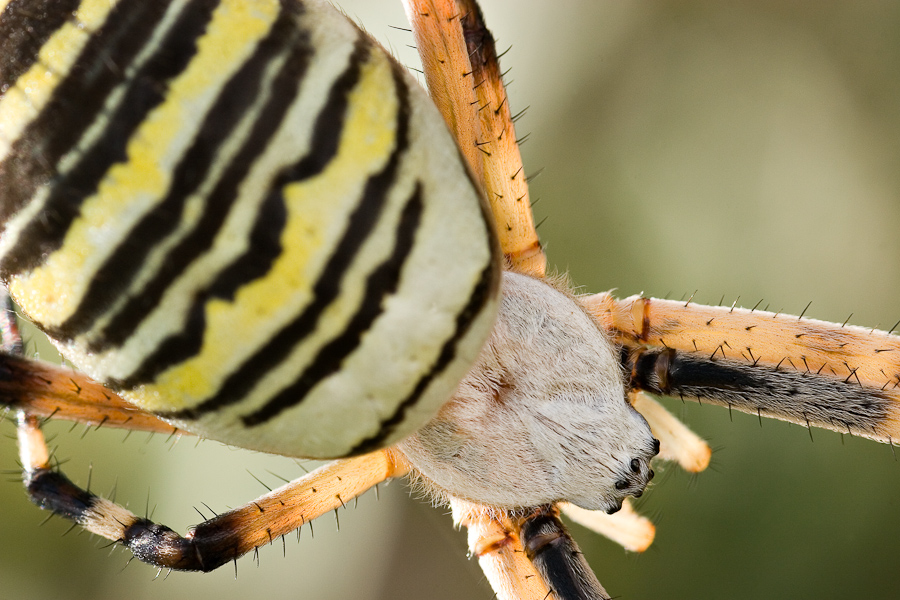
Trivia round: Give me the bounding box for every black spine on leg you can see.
[520,507,611,600]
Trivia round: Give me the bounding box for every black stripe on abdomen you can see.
[0,0,172,231]
[113,36,374,391]
[0,0,217,278]
[153,46,409,419]
[349,257,497,455]
[51,5,303,343]
[241,183,424,427]
[0,0,82,95]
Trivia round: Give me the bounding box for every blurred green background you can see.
[2,1,900,599]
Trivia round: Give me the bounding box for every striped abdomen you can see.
[0,0,499,458]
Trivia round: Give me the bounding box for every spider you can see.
[2,2,900,600]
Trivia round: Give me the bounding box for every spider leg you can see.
[452,499,622,600]
[630,390,712,473]
[450,498,553,600]
[16,411,406,572]
[0,351,179,434]
[403,0,546,276]
[0,287,175,434]
[519,505,611,600]
[587,293,900,443]
[2,287,409,572]
[560,499,655,553]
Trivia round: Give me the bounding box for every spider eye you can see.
[630,458,641,473]
[615,479,629,490]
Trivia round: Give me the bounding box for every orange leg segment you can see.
[586,293,900,444]
[402,0,546,276]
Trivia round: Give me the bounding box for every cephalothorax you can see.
[402,271,657,513]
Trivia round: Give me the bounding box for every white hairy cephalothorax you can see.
[399,271,659,513]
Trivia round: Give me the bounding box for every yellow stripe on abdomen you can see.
[10,0,282,327]
[142,44,401,409]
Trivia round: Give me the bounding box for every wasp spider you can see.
[1,1,899,600]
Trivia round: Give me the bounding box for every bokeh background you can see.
[2,1,900,599]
